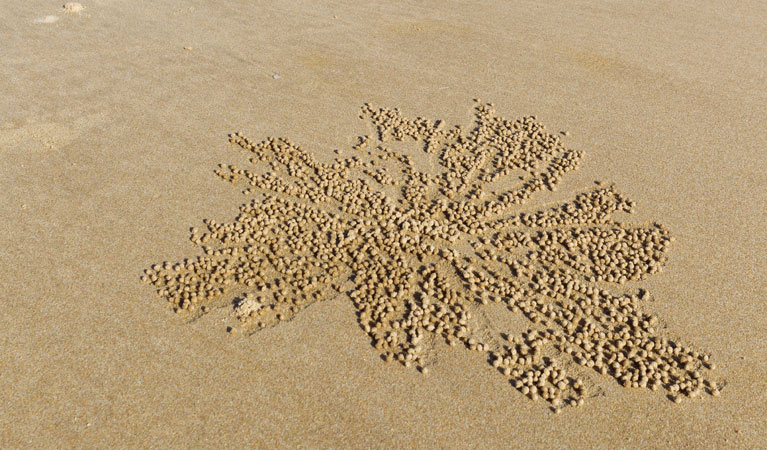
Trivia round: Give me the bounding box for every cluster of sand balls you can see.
[143,101,720,411]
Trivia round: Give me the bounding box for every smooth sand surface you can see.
[2,1,766,447]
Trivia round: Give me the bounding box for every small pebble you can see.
[63,2,85,13]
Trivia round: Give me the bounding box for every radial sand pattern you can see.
[142,102,722,410]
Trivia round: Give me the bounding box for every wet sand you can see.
[1,1,766,447]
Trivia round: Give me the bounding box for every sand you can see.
[1,0,766,448]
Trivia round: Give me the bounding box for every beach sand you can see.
[1,1,766,447]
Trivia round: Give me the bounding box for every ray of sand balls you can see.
[142,101,721,411]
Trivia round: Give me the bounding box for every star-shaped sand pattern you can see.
[142,102,721,411]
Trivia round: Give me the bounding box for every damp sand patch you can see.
[34,15,59,24]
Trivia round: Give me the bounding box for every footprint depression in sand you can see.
[142,102,722,412]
